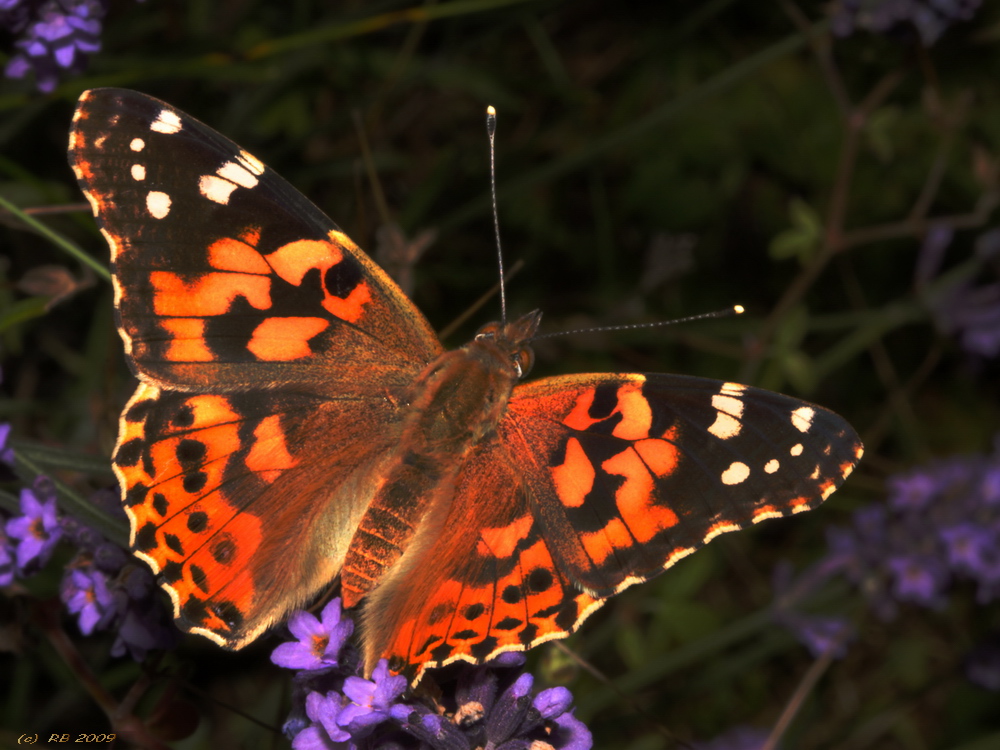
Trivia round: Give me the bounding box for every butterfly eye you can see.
[475,322,501,342]
[512,346,534,379]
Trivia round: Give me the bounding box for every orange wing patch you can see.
[549,438,594,508]
[246,415,299,483]
[207,234,271,274]
[246,317,330,361]
[150,269,271,316]
[158,319,214,362]
[266,233,372,324]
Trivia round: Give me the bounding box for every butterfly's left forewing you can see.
[366,373,862,680]
[68,89,443,650]
[69,88,442,394]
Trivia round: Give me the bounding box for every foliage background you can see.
[1,0,999,747]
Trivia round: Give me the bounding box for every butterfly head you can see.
[473,309,542,380]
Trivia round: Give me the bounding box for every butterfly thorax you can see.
[339,310,542,608]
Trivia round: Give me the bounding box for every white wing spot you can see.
[146,191,171,219]
[791,406,815,433]
[790,443,804,457]
[199,174,238,205]
[708,412,741,440]
[94,134,108,150]
[217,161,259,189]
[130,138,145,152]
[764,459,779,474]
[238,150,265,175]
[708,392,744,439]
[721,461,750,486]
[130,164,146,181]
[150,109,183,134]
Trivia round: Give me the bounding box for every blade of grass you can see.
[12,440,115,477]
[0,195,111,283]
[12,447,128,548]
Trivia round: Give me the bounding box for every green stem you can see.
[0,195,110,283]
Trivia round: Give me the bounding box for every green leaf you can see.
[769,197,822,263]
[865,105,901,162]
[0,296,49,334]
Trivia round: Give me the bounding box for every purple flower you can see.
[888,472,938,511]
[777,436,1000,691]
[271,598,355,671]
[981,467,1000,506]
[5,483,63,571]
[392,708,466,748]
[535,687,592,750]
[273,601,590,750]
[940,523,995,576]
[0,423,15,465]
[338,660,408,736]
[771,559,855,659]
[62,567,116,635]
[0,528,15,586]
[293,691,351,749]
[937,282,1000,358]
[789,614,854,659]
[829,0,982,45]
[922,227,1000,359]
[110,593,179,661]
[54,487,178,659]
[278,642,592,749]
[887,555,949,606]
[483,672,535,746]
[3,0,108,93]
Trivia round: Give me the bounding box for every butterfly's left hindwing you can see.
[114,383,401,649]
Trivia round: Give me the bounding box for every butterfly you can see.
[68,88,863,685]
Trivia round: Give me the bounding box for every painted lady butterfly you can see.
[68,89,863,684]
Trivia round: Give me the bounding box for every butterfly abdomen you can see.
[340,334,525,608]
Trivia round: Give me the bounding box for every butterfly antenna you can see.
[533,305,745,341]
[486,106,508,325]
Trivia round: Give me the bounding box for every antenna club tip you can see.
[733,304,745,315]
[487,105,496,116]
